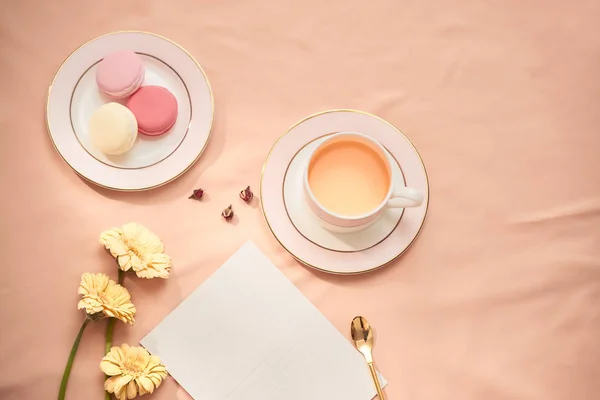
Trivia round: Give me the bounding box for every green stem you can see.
[104,383,112,400]
[104,318,116,355]
[58,318,91,400]
[105,269,125,353]
[104,268,125,400]
[104,269,125,354]
[117,266,125,284]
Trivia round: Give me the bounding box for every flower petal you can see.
[148,253,172,279]
[77,273,93,295]
[126,380,138,399]
[128,253,146,272]
[100,360,123,376]
[78,273,125,316]
[104,375,118,393]
[113,374,133,395]
[103,345,166,398]
[122,223,164,254]
[118,387,128,400]
[102,234,129,260]
[149,374,164,388]
[135,378,148,396]
[137,376,155,394]
[118,254,133,271]
[100,228,123,246]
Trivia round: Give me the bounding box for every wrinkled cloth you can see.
[1,0,599,399]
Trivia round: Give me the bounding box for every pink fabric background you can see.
[1,0,600,399]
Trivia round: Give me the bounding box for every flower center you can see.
[125,240,145,261]
[122,361,144,377]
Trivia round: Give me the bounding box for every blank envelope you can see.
[141,241,386,399]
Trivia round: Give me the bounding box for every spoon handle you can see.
[368,362,385,399]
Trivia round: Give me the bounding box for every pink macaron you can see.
[127,86,178,136]
[96,51,145,99]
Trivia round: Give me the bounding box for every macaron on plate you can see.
[46,31,213,191]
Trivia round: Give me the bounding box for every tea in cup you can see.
[304,132,423,232]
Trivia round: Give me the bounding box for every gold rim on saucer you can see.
[259,109,430,275]
[45,30,214,192]
[68,53,192,171]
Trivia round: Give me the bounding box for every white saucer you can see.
[260,110,429,274]
[283,134,405,252]
[46,31,213,191]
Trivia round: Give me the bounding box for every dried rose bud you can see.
[239,186,253,202]
[189,188,204,200]
[222,205,234,221]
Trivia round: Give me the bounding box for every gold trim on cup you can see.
[46,30,214,191]
[281,132,406,253]
[259,109,430,275]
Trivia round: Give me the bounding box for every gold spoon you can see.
[351,316,386,399]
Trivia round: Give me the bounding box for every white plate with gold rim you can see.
[46,31,213,191]
[260,110,429,274]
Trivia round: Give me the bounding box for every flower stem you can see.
[104,318,116,355]
[104,267,125,400]
[58,318,91,400]
[116,261,125,284]
[105,269,125,353]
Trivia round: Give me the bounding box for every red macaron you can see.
[127,86,178,136]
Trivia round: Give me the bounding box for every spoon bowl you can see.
[351,316,374,363]
[351,316,385,399]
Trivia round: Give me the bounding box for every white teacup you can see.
[303,132,423,232]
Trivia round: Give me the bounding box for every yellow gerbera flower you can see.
[101,344,168,400]
[77,273,136,324]
[100,223,172,279]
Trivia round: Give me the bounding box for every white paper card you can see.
[141,241,387,399]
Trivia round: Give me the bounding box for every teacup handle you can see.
[387,186,424,208]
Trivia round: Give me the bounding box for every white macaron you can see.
[89,102,138,155]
